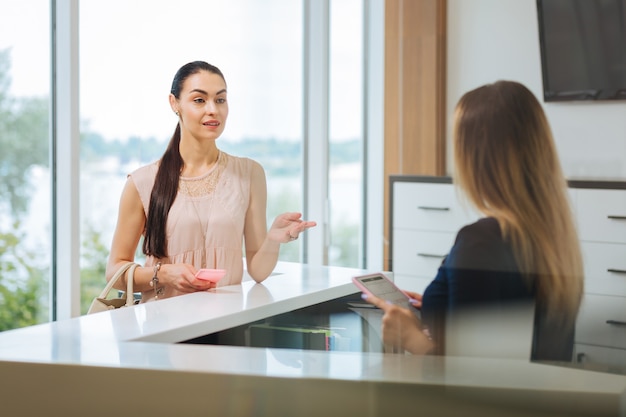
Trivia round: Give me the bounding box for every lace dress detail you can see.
[178,152,226,197]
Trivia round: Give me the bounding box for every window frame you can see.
[52,0,81,319]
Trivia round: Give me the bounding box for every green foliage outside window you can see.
[0,49,50,331]
[0,49,48,217]
[0,224,47,331]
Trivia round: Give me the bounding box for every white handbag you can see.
[87,262,139,314]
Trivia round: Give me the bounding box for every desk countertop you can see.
[0,262,624,417]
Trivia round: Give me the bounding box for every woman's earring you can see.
[175,111,179,116]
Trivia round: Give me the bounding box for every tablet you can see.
[352,273,421,318]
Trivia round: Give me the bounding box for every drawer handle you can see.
[607,215,626,220]
[417,206,450,211]
[607,268,626,275]
[417,253,446,259]
[606,320,626,326]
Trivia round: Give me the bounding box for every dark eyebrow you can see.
[189,88,227,96]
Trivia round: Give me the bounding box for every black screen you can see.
[537,0,626,101]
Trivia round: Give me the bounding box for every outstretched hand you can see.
[269,212,317,243]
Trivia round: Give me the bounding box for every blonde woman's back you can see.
[451,80,583,328]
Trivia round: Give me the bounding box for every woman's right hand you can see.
[363,293,433,355]
[403,290,423,308]
[158,263,216,293]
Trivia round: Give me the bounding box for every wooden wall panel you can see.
[384,0,401,176]
[383,0,447,270]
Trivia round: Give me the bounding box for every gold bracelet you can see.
[150,262,162,299]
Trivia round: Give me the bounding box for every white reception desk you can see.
[0,262,624,416]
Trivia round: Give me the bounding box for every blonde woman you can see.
[365,81,583,361]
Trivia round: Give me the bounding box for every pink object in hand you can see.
[194,269,226,283]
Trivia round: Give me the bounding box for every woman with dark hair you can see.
[363,81,583,362]
[106,61,316,302]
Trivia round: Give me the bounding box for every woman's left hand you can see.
[269,212,317,243]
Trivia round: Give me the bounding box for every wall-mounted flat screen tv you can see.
[537,0,626,102]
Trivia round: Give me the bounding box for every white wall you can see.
[446,0,626,179]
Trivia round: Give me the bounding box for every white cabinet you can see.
[390,176,626,368]
[576,189,626,244]
[572,187,626,367]
[575,294,626,350]
[580,242,626,296]
[392,181,477,232]
[390,177,480,293]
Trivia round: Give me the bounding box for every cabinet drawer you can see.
[392,229,453,278]
[581,241,626,296]
[574,344,626,372]
[575,294,626,349]
[393,182,478,232]
[576,189,626,243]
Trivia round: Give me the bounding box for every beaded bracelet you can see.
[150,262,162,300]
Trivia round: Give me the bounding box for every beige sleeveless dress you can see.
[129,151,259,301]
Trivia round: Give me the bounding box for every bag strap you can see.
[97,262,137,300]
[125,263,139,307]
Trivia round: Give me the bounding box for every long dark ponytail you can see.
[143,61,226,258]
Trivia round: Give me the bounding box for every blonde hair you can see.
[452,80,583,325]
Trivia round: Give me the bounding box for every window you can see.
[1,0,381,324]
[0,0,52,330]
[329,0,364,267]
